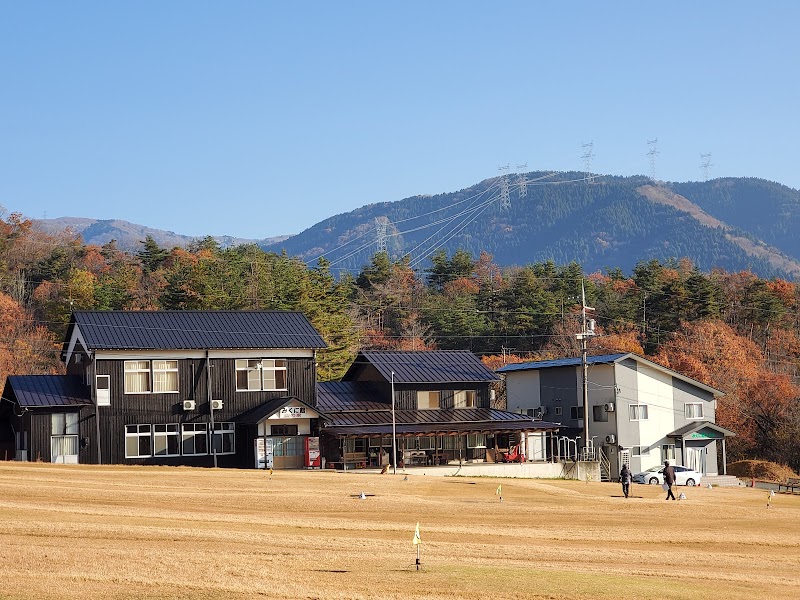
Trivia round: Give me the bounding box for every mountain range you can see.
[33,172,800,279]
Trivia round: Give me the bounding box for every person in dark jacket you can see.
[663,460,677,500]
[620,464,632,498]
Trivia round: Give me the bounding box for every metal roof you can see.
[5,375,92,408]
[496,352,724,397]
[316,381,390,412]
[668,421,736,438]
[496,353,627,373]
[343,350,500,384]
[64,310,327,352]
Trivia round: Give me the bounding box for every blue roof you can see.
[343,350,500,384]
[64,310,327,351]
[496,353,627,373]
[4,375,92,408]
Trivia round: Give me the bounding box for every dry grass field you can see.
[1,463,799,600]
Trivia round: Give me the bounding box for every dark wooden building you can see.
[318,350,560,468]
[0,310,326,468]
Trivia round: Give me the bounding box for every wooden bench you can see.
[778,477,800,493]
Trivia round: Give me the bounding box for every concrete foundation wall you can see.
[400,460,602,481]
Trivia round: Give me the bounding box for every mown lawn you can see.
[0,463,798,599]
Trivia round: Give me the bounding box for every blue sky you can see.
[1,2,798,239]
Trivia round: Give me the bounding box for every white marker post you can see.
[412,522,421,570]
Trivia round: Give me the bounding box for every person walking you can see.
[620,464,632,498]
[663,460,677,500]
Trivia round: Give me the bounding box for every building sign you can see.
[279,406,307,419]
[687,430,722,440]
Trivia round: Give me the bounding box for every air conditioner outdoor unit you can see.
[183,400,196,411]
[211,399,224,411]
[604,402,615,412]
[605,434,616,444]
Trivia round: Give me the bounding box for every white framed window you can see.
[629,404,649,421]
[453,390,476,409]
[570,406,585,420]
[467,433,487,448]
[662,444,676,461]
[153,360,179,393]
[125,424,153,458]
[685,403,704,419]
[153,424,180,456]
[554,406,563,416]
[632,445,648,457]
[417,391,441,410]
[271,424,298,436]
[235,359,287,391]
[124,360,151,393]
[418,436,435,450]
[211,422,236,455]
[181,423,208,455]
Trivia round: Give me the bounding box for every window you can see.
[235,359,287,391]
[442,436,458,450]
[685,403,704,419]
[153,360,178,393]
[271,424,298,436]
[467,433,486,448]
[124,360,178,394]
[125,424,153,458]
[153,424,180,456]
[454,390,476,409]
[554,406,563,416]
[273,436,304,457]
[629,404,649,421]
[570,406,585,420]
[181,423,208,455]
[369,437,382,448]
[417,391,441,410]
[212,423,235,455]
[632,445,648,457]
[345,438,367,454]
[124,361,151,393]
[592,405,608,422]
[662,444,676,461]
[418,436,435,450]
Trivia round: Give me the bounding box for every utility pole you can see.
[575,279,595,458]
[391,371,397,475]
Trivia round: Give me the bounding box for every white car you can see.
[632,465,702,487]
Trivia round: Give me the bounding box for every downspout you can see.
[207,350,217,468]
[91,351,102,465]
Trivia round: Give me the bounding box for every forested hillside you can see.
[265,173,800,280]
[2,210,800,471]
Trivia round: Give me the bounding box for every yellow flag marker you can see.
[496,484,503,502]
[413,522,422,570]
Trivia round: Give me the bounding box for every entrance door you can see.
[685,446,706,474]
[51,413,79,464]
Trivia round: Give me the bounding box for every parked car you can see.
[632,465,702,487]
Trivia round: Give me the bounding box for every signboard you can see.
[687,430,722,440]
[305,436,321,468]
[279,406,307,419]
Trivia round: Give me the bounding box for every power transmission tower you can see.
[700,153,713,181]
[375,217,388,253]
[498,164,511,209]
[581,142,595,184]
[646,139,660,181]
[516,163,528,198]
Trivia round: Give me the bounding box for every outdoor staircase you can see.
[599,447,611,482]
[702,474,743,487]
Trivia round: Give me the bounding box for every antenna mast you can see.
[646,138,660,181]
